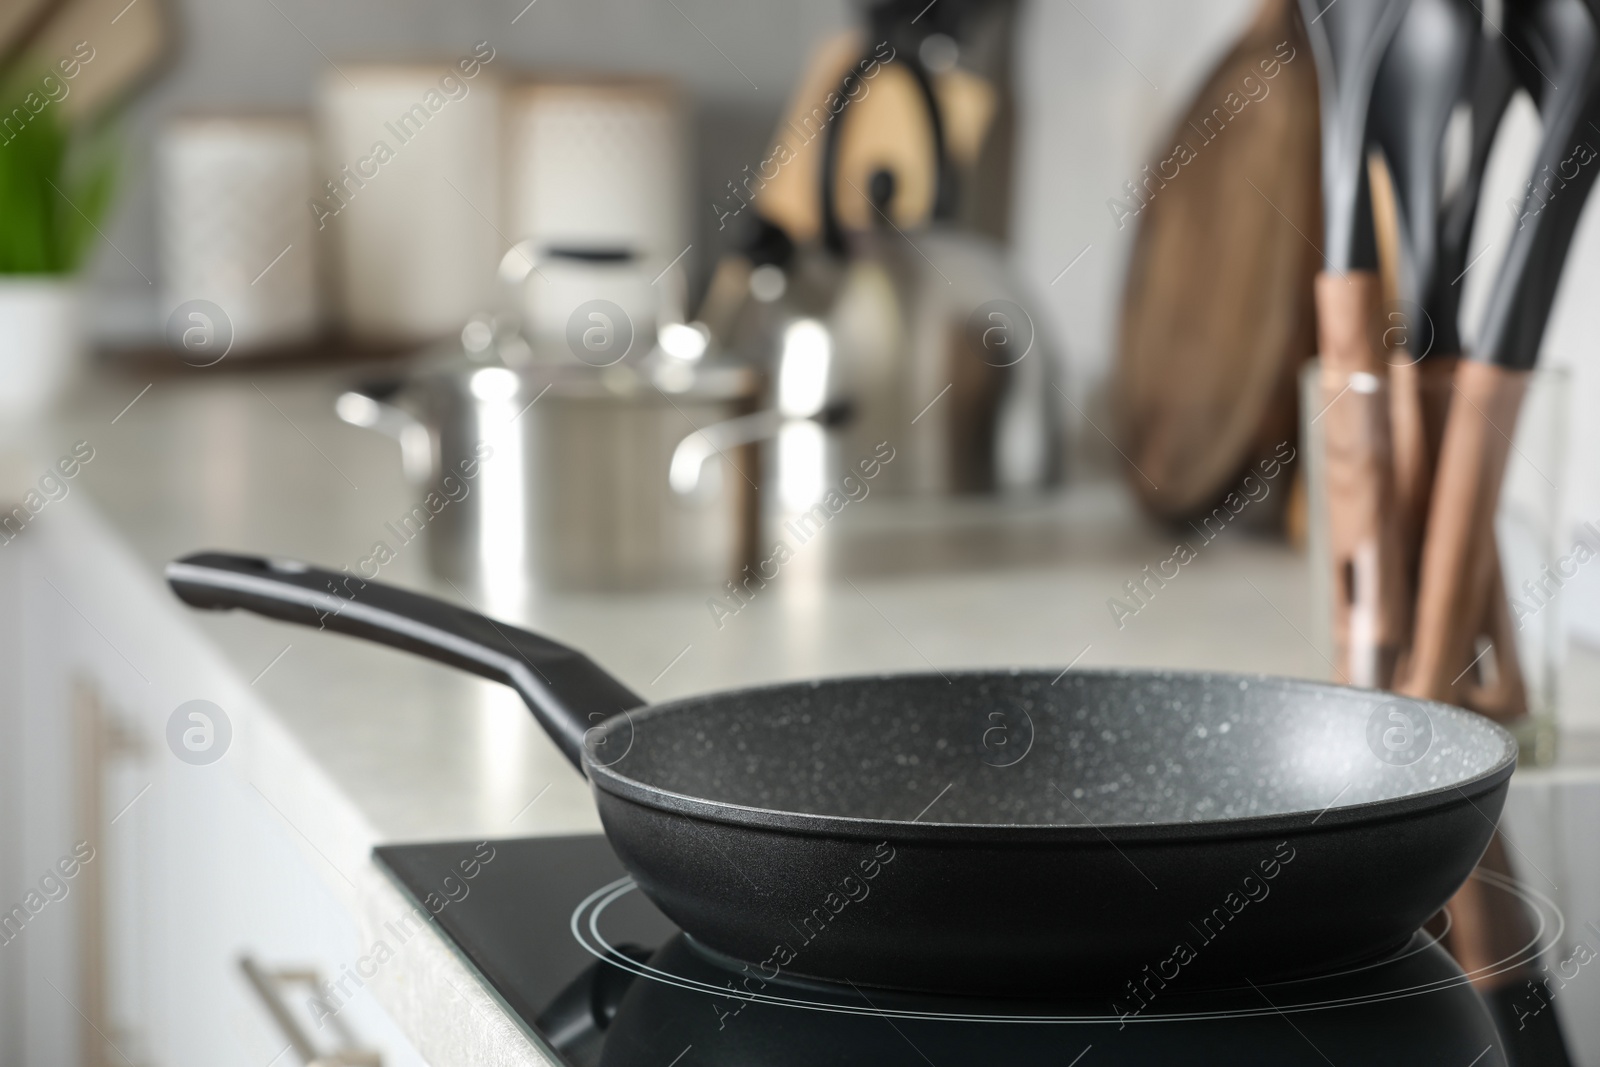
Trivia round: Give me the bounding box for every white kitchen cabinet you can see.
[0,529,30,1066]
[0,510,430,1067]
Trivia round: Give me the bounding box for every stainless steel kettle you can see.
[708,41,1062,499]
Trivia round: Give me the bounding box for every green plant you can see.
[0,79,115,275]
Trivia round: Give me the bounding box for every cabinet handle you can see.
[74,677,146,1067]
[239,956,382,1066]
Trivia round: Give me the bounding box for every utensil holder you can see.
[1302,361,1569,763]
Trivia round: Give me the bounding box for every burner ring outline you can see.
[568,872,1562,1024]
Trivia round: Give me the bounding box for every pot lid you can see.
[412,318,762,404]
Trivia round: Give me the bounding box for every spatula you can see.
[1434,32,1517,360]
[1299,0,1413,686]
[1431,34,1529,721]
[1367,0,1479,685]
[1369,0,1477,539]
[1367,0,1528,722]
[1404,0,1600,705]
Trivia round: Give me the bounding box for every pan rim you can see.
[585,668,1518,841]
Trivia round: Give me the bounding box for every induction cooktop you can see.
[373,834,1564,1067]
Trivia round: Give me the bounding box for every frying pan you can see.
[167,551,1517,997]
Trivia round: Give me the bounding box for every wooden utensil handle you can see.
[1390,355,1529,722]
[1389,356,1457,577]
[1401,360,1530,702]
[1315,271,1385,376]
[1394,359,1538,997]
[1458,548,1531,723]
[1315,271,1408,687]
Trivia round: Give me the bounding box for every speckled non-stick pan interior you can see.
[596,669,1515,825]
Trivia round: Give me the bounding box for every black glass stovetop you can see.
[374,835,1558,1067]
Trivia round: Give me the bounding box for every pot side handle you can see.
[335,384,435,485]
[165,551,644,772]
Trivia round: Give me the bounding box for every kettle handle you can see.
[818,44,953,254]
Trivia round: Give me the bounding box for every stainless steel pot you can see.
[337,341,761,597]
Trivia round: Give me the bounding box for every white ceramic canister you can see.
[160,116,319,352]
[318,61,502,343]
[504,79,688,262]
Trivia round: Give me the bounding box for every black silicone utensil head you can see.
[1300,0,1414,271]
[1477,0,1600,367]
[1369,0,1480,323]
[1432,29,1517,355]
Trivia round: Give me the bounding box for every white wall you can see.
[1009,0,1260,401]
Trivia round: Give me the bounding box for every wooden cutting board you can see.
[22,0,167,121]
[1113,0,1320,522]
[755,31,938,241]
[753,30,997,243]
[0,0,57,65]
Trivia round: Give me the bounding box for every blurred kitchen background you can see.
[3,0,1600,755]
[3,2,1600,777]
[75,0,1242,367]
[12,0,1600,687]
[9,0,1600,1061]
[10,0,1599,516]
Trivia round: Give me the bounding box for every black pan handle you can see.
[165,551,645,772]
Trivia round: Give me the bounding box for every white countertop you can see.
[15,360,1600,1065]
[38,362,1360,844]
